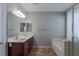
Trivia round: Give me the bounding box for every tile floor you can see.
[29,47,57,56]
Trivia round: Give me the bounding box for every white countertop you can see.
[8,33,33,43]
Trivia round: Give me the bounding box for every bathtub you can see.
[51,38,70,56]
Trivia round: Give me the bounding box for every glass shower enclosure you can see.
[72,4,79,56]
[67,4,79,56]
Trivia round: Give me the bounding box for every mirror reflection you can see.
[20,22,32,32]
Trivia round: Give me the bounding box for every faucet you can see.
[24,32,27,37]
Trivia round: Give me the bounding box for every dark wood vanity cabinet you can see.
[8,37,34,56]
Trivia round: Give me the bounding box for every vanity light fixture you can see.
[12,9,26,19]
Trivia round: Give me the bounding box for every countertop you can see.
[8,33,33,43]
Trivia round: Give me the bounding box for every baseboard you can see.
[33,46,51,48]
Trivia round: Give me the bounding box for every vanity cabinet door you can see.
[24,40,29,56]
[28,37,34,52]
[8,43,24,56]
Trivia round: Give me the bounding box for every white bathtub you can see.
[52,38,70,56]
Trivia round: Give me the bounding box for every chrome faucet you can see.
[24,33,27,36]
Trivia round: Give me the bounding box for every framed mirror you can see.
[20,22,32,32]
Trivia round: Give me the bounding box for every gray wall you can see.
[7,3,27,38]
[26,12,66,46]
[8,12,26,37]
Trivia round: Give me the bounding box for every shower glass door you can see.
[72,4,79,56]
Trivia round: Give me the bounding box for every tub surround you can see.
[51,38,70,56]
[52,38,70,42]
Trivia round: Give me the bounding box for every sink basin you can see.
[16,37,26,40]
[8,33,33,43]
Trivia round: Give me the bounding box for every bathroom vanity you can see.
[8,19,33,56]
[8,34,34,56]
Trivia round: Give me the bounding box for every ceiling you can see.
[20,3,75,12]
